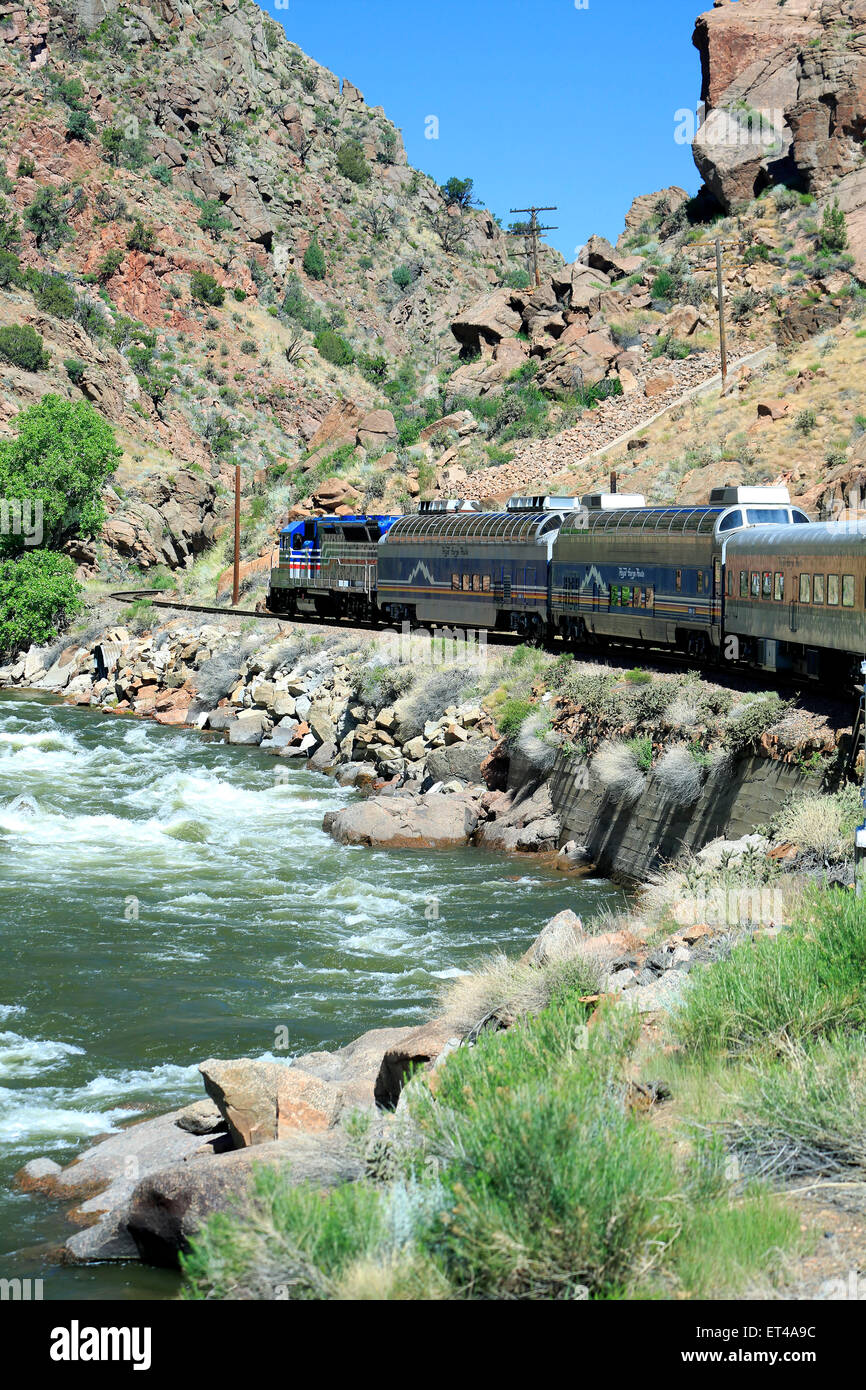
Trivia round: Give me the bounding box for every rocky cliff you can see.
[0,0,552,577]
[692,0,866,272]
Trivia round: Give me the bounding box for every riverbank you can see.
[3,611,863,1294]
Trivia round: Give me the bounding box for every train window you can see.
[774,573,784,601]
[622,586,632,605]
[451,574,460,590]
[751,572,760,597]
[813,574,825,604]
[726,570,732,596]
[747,508,789,525]
[843,575,855,607]
[792,510,810,524]
[799,574,811,603]
[697,571,704,594]
[645,587,654,608]
[610,585,621,608]
[675,569,682,592]
[472,574,482,592]
[740,571,748,598]
[762,572,772,598]
[828,574,840,606]
[462,574,470,592]
[482,575,491,593]
[718,510,743,532]
[635,588,645,609]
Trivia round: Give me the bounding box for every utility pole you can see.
[508,205,558,287]
[715,236,728,393]
[232,463,241,607]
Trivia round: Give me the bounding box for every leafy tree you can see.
[0,550,82,655]
[440,177,476,210]
[0,324,50,371]
[24,186,72,249]
[126,219,156,252]
[336,139,370,185]
[313,328,354,366]
[197,198,232,238]
[0,395,121,552]
[303,235,326,280]
[190,271,225,306]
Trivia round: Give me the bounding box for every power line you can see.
[508,205,558,287]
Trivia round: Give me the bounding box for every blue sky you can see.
[261,0,711,260]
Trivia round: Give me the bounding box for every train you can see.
[267,487,866,685]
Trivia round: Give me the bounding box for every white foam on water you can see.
[0,1004,26,1021]
[0,1031,85,1079]
[0,1091,131,1148]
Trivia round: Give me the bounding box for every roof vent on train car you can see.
[418,499,482,512]
[580,493,646,510]
[708,486,791,505]
[507,495,582,511]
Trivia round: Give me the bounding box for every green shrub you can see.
[391,264,412,289]
[820,198,848,253]
[624,667,651,685]
[24,186,72,249]
[672,888,866,1059]
[190,271,225,307]
[0,324,50,371]
[197,198,232,238]
[96,248,124,282]
[336,140,370,185]
[303,236,326,280]
[31,273,77,318]
[356,351,389,383]
[64,358,86,386]
[0,250,22,287]
[100,127,124,165]
[126,219,156,252]
[17,156,35,178]
[496,696,533,742]
[313,327,354,367]
[410,996,677,1298]
[150,162,172,187]
[0,550,82,655]
[65,108,95,143]
[502,267,531,289]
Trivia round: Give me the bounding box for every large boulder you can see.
[127,1132,364,1267]
[324,790,479,849]
[579,234,643,279]
[520,910,586,968]
[374,1019,458,1108]
[425,737,494,785]
[450,288,523,354]
[356,409,397,449]
[616,187,690,247]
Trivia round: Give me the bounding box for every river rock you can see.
[374,1018,458,1108]
[424,737,494,786]
[127,1132,364,1267]
[325,790,479,850]
[228,710,270,745]
[199,1058,288,1147]
[520,909,586,968]
[175,1100,226,1135]
[475,782,560,853]
[14,1157,62,1192]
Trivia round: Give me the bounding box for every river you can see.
[0,689,624,1299]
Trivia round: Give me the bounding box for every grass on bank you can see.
[181,951,812,1300]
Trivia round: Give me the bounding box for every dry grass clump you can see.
[774,786,861,863]
[592,739,647,803]
[516,710,560,775]
[437,951,602,1037]
[653,744,705,807]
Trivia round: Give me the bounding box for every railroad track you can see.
[105,589,858,719]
